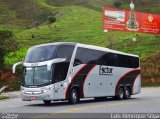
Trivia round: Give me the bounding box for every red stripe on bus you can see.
[82,65,96,97]
[114,68,140,96]
[64,64,87,99]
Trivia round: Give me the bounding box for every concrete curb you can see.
[1,91,20,99]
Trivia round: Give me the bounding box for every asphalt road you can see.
[0,87,160,118]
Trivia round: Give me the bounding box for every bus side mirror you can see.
[47,58,66,71]
[12,62,23,74]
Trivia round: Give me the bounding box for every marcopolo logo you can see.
[99,66,113,75]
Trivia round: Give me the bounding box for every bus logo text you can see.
[99,66,113,75]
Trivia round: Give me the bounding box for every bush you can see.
[48,15,56,23]
[4,48,28,67]
[12,78,21,91]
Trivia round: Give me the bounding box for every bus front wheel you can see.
[69,88,79,104]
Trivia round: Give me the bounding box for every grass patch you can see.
[0,95,9,100]
[36,0,57,9]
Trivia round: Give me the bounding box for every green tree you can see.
[5,48,27,67]
[0,30,18,70]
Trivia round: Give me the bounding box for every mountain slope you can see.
[0,0,56,32]
[0,0,159,32]
[0,0,158,60]
[15,5,159,59]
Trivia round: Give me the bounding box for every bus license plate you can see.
[31,96,36,100]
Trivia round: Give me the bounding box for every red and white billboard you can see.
[103,7,160,34]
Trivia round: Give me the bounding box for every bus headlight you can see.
[41,87,48,93]
[41,89,48,93]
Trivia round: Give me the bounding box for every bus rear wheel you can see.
[124,87,131,99]
[117,87,125,100]
[43,100,51,105]
[69,88,79,104]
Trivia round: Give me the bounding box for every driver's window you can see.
[53,45,75,83]
[53,62,69,83]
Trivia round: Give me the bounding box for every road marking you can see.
[32,99,160,119]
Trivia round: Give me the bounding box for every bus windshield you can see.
[23,44,75,87]
[25,45,57,63]
[23,66,51,86]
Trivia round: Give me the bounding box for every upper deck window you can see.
[56,45,75,61]
[25,45,56,63]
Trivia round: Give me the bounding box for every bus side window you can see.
[117,54,127,67]
[106,53,117,66]
[88,50,103,65]
[74,47,104,66]
[56,45,75,61]
[133,57,139,68]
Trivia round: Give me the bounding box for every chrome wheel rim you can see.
[72,91,77,101]
[119,90,124,99]
[126,90,129,97]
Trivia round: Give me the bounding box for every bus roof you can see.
[30,42,139,58]
[30,42,76,48]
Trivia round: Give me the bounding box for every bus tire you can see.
[117,87,125,100]
[43,100,51,105]
[124,87,131,99]
[69,88,79,104]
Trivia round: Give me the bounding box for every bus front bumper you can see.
[21,90,54,101]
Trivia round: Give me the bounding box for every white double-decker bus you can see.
[13,42,141,104]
